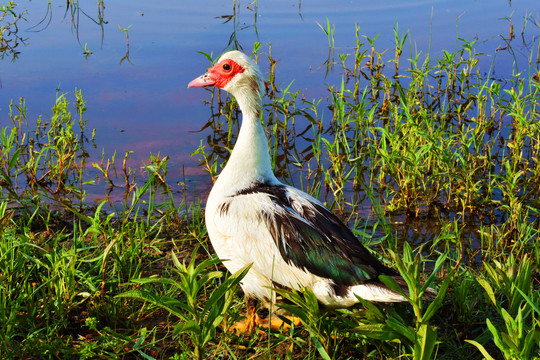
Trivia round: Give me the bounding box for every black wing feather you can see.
[236,182,397,286]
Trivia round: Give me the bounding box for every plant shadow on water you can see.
[1,1,540,359]
[195,32,540,265]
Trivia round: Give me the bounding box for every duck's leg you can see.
[229,296,258,334]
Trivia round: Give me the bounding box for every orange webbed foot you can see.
[229,296,301,335]
[256,313,301,331]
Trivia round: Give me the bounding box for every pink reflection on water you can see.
[1,0,538,208]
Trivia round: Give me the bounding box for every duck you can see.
[188,50,431,331]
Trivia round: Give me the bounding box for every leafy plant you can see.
[467,255,540,359]
[117,249,249,360]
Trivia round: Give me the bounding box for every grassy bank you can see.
[1,28,539,360]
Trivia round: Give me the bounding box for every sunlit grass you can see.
[1,19,539,360]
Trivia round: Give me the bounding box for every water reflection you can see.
[1,0,539,255]
[0,3,27,61]
[27,1,106,43]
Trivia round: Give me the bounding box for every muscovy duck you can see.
[188,50,431,331]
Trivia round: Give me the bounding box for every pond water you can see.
[1,0,539,208]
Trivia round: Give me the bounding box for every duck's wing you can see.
[233,182,396,287]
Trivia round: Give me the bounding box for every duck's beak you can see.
[188,72,216,88]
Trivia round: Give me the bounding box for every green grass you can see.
[1,22,540,360]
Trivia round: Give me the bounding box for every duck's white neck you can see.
[214,89,278,194]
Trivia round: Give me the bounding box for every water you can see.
[1,0,538,204]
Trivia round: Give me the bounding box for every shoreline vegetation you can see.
[2,3,540,359]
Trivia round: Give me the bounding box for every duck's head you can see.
[188,50,264,102]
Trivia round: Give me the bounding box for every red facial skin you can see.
[208,59,245,88]
[188,59,245,88]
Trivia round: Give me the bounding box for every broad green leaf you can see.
[276,303,310,323]
[465,340,497,360]
[312,337,331,360]
[354,295,385,319]
[423,270,453,322]
[486,318,509,356]
[520,328,540,359]
[386,316,415,343]
[413,323,438,360]
[130,277,180,287]
[420,252,447,293]
[175,319,199,334]
[116,289,186,319]
[516,287,540,316]
[352,323,399,341]
[477,278,497,307]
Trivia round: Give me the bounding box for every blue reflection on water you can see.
[1,0,538,202]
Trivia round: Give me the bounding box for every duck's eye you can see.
[222,63,231,71]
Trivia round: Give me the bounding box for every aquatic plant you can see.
[1,16,539,360]
[0,1,27,61]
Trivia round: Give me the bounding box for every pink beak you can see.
[188,72,216,88]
